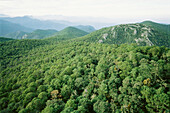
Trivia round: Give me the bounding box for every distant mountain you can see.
[0,16,97,32]
[0,20,33,36]
[0,16,68,30]
[54,26,88,37]
[47,27,88,41]
[141,21,170,35]
[25,29,57,39]
[5,29,58,39]
[5,31,28,39]
[0,14,8,17]
[33,15,116,29]
[74,25,96,33]
[0,37,14,42]
[80,23,170,47]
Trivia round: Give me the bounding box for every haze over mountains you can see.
[0,15,96,31]
[0,15,96,38]
[0,16,67,31]
[0,19,33,36]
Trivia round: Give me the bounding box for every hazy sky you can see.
[0,0,170,23]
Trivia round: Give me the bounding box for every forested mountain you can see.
[80,23,170,47]
[44,27,89,42]
[5,31,28,39]
[0,16,97,32]
[0,37,14,42]
[53,27,88,38]
[74,25,96,33]
[24,29,58,39]
[5,29,57,39]
[4,27,88,40]
[0,20,33,36]
[141,21,170,35]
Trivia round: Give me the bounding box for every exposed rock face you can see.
[98,40,103,43]
[82,22,169,47]
[111,27,115,31]
[112,31,116,38]
[103,33,108,40]
[100,24,157,46]
[22,34,28,39]
[133,29,137,35]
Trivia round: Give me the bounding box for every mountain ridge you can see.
[46,26,89,41]
[79,22,170,47]
[0,16,96,32]
[74,25,96,33]
[0,19,33,36]
[0,16,67,30]
[141,20,170,35]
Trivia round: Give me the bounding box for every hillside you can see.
[5,31,28,39]
[48,27,88,40]
[44,27,88,42]
[141,21,170,35]
[0,38,169,113]
[4,27,87,40]
[5,29,57,39]
[74,25,96,33]
[25,29,57,39]
[80,23,170,47]
[0,37,14,42]
[54,27,88,36]
[0,20,33,36]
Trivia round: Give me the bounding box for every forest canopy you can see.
[0,38,169,113]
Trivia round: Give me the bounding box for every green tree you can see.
[93,100,111,113]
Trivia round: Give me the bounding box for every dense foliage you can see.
[0,38,169,113]
[0,37,14,42]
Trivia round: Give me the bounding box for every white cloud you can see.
[0,0,169,23]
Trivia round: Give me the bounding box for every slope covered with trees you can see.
[5,29,57,39]
[53,27,88,37]
[141,21,170,35]
[0,37,169,113]
[25,29,57,39]
[4,27,89,40]
[79,23,170,47]
[0,37,14,42]
[5,31,28,39]
[45,27,89,41]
